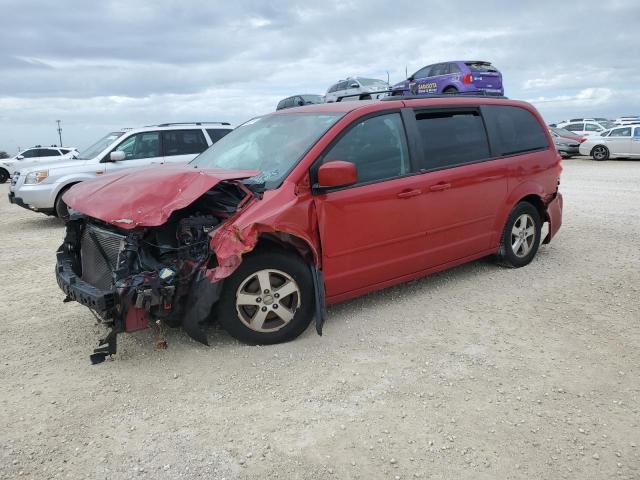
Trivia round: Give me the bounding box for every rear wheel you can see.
[216,250,314,344]
[496,202,542,268]
[0,168,9,184]
[591,145,609,161]
[443,87,458,94]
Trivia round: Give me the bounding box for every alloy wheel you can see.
[235,269,301,333]
[593,146,607,160]
[511,214,536,258]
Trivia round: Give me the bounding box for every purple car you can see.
[391,61,504,97]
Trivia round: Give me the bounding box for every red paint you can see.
[317,161,357,188]
[63,164,258,229]
[125,307,149,332]
[68,97,563,310]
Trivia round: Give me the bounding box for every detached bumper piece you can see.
[56,250,115,312]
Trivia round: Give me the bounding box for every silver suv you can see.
[0,146,78,184]
[9,122,233,218]
[324,77,389,103]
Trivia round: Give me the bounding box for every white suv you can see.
[9,122,233,217]
[324,77,389,103]
[557,119,617,137]
[0,146,78,184]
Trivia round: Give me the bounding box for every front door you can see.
[105,131,163,174]
[314,112,428,297]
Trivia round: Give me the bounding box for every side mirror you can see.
[16,155,24,160]
[109,150,126,162]
[317,160,357,189]
[349,83,359,88]
[297,99,305,106]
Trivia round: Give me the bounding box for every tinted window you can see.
[448,63,461,74]
[634,128,640,137]
[276,100,286,110]
[430,63,448,76]
[20,149,39,158]
[413,66,431,79]
[465,62,498,73]
[163,129,208,156]
[207,128,232,144]
[300,95,324,104]
[483,106,548,156]
[59,148,71,154]
[41,149,60,157]
[564,123,584,132]
[324,113,410,184]
[585,123,602,132]
[415,110,490,169]
[337,81,348,90]
[610,127,631,137]
[116,131,161,160]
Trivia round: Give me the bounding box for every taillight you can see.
[463,73,473,84]
[579,137,587,143]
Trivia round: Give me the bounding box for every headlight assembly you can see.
[24,170,49,184]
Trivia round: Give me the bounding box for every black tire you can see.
[216,249,314,345]
[443,87,458,94]
[360,94,372,100]
[0,168,9,184]
[591,145,609,161]
[496,202,542,268]
[54,187,72,219]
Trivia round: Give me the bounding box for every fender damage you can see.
[56,165,323,363]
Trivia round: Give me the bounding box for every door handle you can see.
[429,183,451,192]
[397,189,422,199]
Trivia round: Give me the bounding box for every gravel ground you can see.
[1,157,639,480]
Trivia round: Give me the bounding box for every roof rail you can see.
[153,122,231,127]
[381,91,508,101]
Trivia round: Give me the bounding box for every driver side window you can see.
[323,113,410,185]
[115,132,161,160]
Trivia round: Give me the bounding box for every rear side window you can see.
[448,63,461,74]
[324,113,410,184]
[585,123,602,132]
[564,123,584,132]
[430,63,448,76]
[41,149,60,157]
[482,105,548,156]
[415,110,491,170]
[162,129,208,156]
[207,128,232,144]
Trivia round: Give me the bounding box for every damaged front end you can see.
[56,180,254,364]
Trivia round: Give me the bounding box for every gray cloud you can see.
[1,0,639,151]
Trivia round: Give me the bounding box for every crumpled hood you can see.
[63,164,259,229]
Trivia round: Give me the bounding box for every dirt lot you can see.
[0,158,639,480]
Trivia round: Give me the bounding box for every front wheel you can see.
[496,202,542,268]
[591,145,609,161]
[0,168,9,184]
[216,250,314,344]
[54,187,72,219]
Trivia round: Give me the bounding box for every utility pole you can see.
[56,120,62,147]
[386,70,389,85]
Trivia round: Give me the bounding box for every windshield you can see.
[77,132,125,160]
[600,121,617,129]
[357,78,388,86]
[300,95,324,103]
[191,113,343,188]
[551,127,578,137]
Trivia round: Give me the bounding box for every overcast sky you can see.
[1,0,639,153]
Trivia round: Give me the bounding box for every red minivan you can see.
[57,97,563,362]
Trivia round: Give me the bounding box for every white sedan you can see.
[579,125,640,160]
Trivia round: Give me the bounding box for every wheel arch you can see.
[492,183,547,248]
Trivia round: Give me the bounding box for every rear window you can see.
[465,62,498,73]
[482,105,548,156]
[415,110,491,170]
[207,128,232,144]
